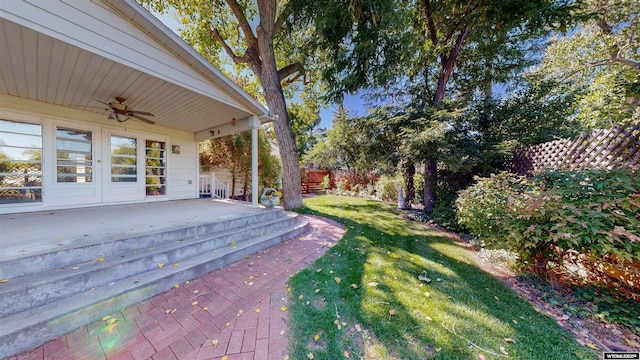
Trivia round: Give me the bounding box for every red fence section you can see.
[301,169,332,194]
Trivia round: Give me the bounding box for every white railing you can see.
[198,173,229,199]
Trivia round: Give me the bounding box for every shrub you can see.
[375,175,401,201]
[321,174,331,190]
[455,172,533,245]
[456,168,640,275]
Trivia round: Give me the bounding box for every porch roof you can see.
[0,199,263,263]
[0,0,270,136]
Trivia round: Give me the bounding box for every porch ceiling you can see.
[0,17,256,134]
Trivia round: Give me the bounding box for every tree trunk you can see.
[423,159,436,215]
[256,63,303,210]
[403,162,415,208]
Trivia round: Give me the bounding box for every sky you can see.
[151,9,366,129]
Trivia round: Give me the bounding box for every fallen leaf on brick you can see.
[158,263,164,268]
[102,315,112,321]
[0,279,9,283]
[96,257,105,262]
[281,305,287,312]
[211,339,219,347]
[192,301,198,306]
[202,307,209,311]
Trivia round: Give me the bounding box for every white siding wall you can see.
[0,95,199,214]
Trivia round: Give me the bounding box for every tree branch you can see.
[210,27,248,64]
[589,57,640,70]
[423,0,439,46]
[277,62,303,82]
[274,2,293,35]
[224,0,259,49]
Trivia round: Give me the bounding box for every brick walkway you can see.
[12,215,344,360]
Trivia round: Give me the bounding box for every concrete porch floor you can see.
[0,199,265,263]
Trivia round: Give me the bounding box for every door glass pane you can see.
[0,119,42,203]
[145,140,166,195]
[111,135,137,183]
[56,127,93,183]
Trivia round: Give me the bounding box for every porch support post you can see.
[250,116,260,208]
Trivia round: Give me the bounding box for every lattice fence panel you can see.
[511,122,640,175]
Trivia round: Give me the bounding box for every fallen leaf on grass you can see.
[625,338,636,347]
[314,289,321,293]
[334,277,341,283]
[368,282,379,287]
[504,338,515,343]
[500,346,508,355]
[314,334,320,342]
[344,350,350,358]
[478,354,486,360]
[350,284,358,289]
[586,343,599,350]
[307,353,314,359]
[355,324,362,332]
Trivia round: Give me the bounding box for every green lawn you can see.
[288,195,595,360]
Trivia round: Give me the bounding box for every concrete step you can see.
[0,212,300,318]
[0,209,285,280]
[0,211,310,359]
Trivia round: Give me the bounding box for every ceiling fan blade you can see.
[130,114,156,125]
[128,110,154,116]
[93,99,112,107]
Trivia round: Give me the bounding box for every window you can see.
[56,127,92,183]
[110,135,137,182]
[145,140,166,195]
[0,119,42,203]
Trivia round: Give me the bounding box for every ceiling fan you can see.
[95,97,155,124]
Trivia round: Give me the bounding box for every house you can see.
[0,0,270,214]
[0,1,310,357]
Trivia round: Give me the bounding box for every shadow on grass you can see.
[289,195,595,360]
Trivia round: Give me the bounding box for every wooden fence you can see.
[301,169,332,193]
[511,122,640,175]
